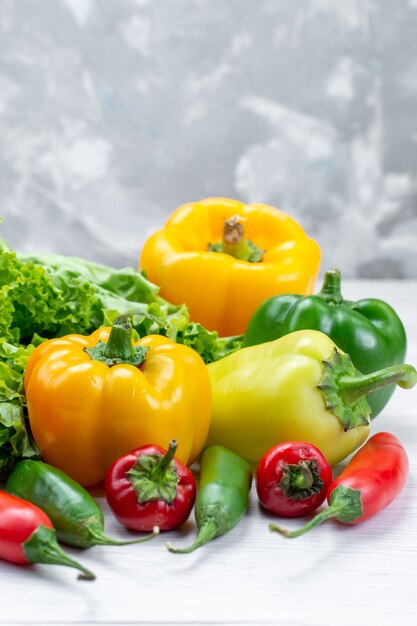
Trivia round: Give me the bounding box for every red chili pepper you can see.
[0,491,95,580]
[270,432,408,538]
[256,441,332,518]
[105,439,196,532]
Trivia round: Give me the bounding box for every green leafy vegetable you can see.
[0,339,40,479]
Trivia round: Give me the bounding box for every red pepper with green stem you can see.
[0,491,95,580]
[256,442,333,518]
[105,440,196,532]
[270,432,408,538]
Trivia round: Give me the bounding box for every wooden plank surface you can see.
[1,281,416,626]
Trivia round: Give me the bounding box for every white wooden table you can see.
[1,281,416,626]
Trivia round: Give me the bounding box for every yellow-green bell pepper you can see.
[207,330,416,466]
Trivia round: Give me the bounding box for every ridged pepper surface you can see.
[140,198,320,336]
[24,315,211,487]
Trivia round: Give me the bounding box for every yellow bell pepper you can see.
[140,198,321,336]
[207,330,417,465]
[24,315,212,487]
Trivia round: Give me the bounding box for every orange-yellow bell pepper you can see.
[24,315,212,487]
[140,198,321,336]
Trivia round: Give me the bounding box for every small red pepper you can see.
[270,432,409,537]
[256,441,332,518]
[105,439,196,532]
[0,491,95,580]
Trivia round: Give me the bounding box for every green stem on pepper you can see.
[23,525,96,580]
[278,460,323,500]
[167,518,219,554]
[150,440,178,481]
[316,269,344,305]
[269,502,347,539]
[84,311,165,367]
[318,349,417,431]
[339,364,417,405]
[208,216,263,262]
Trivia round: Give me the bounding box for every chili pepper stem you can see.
[278,460,325,500]
[339,364,417,405]
[269,506,342,538]
[166,519,219,554]
[269,484,364,538]
[150,440,178,481]
[289,462,314,490]
[317,269,343,305]
[86,525,160,546]
[23,525,96,581]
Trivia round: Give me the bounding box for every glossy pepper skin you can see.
[6,460,158,548]
[0,491,95,580]
[167,445,252,554]
[244,268,407,418]
[105,440,196,532]
[256,442,333,518]
[271,432,409,538]
[24,315,211,487]
[207,330,417,466]
[140,197,321,336]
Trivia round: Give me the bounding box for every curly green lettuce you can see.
[0,339,40,479]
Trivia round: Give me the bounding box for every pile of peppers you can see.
[0,196,416,579]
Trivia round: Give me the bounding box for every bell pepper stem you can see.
[316,269,343,305]
[208,216,263,262]
[104,315,136,361]
[150,440,178,480]
[222,216,249,259]
[339,364,417,405]
[103,311,165,359]
[86,311,166,366]
[166,519,219,554]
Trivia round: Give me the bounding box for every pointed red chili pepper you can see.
[0,491,95,580]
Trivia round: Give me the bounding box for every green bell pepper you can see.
[243,269,407,418]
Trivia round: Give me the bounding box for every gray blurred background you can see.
[1,0,416,278]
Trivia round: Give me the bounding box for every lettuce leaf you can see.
[1,238,104,344]
[0,339,40,480]
[14,248,243,362]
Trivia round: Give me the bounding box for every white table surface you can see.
[1,280,416,626]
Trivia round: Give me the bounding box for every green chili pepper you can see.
[6,460,159,548]
[167,445,252,554]
[243,268,407,418]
